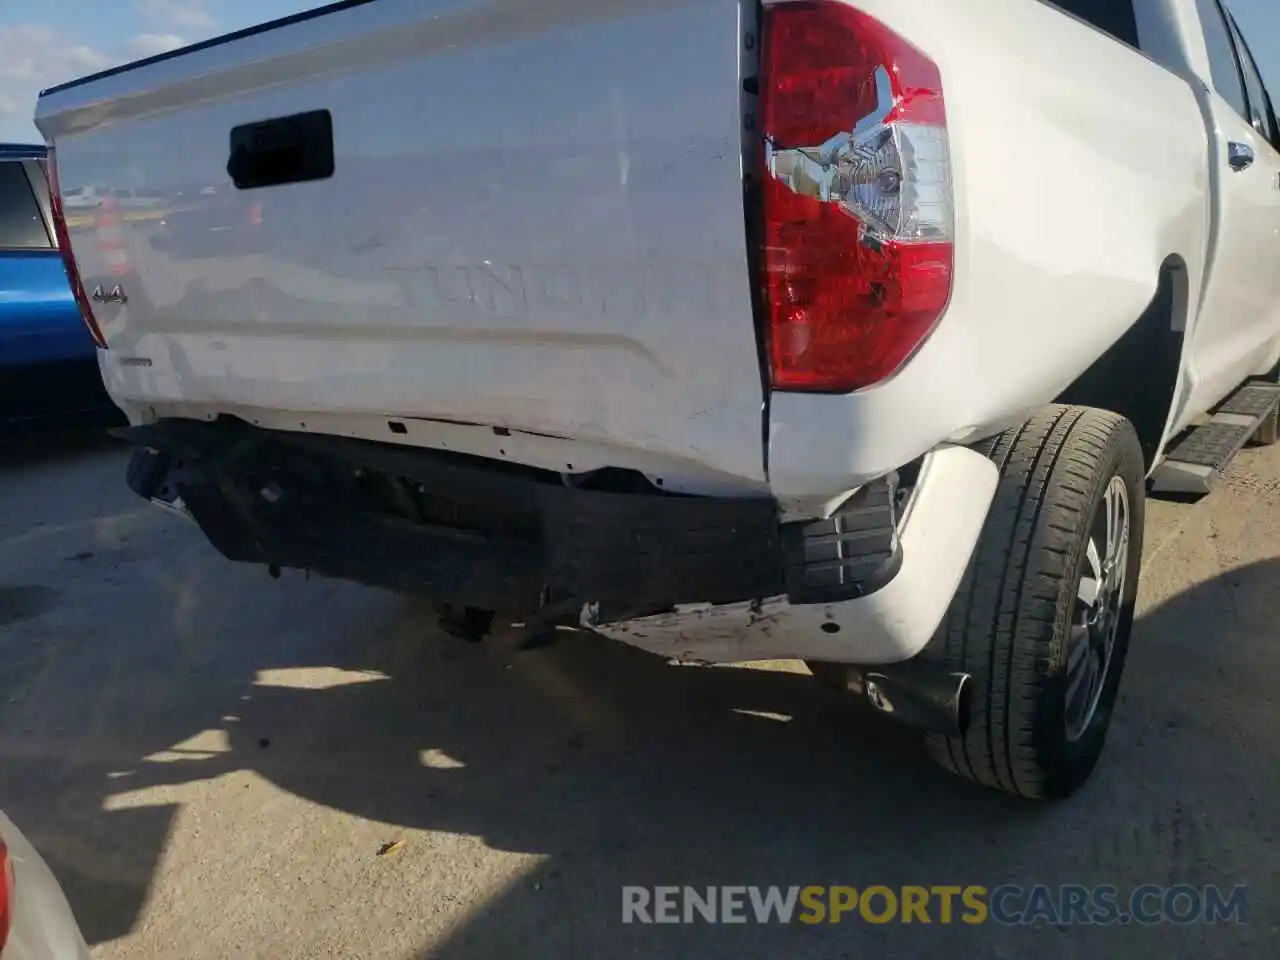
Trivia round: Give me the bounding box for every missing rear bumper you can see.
[117,418,787,613]
[115,418,948,662]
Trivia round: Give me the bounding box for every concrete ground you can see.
[0,431,1275,959]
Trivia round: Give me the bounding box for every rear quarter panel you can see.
[768,0,1210,500]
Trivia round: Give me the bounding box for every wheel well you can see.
[1055,256,1186,467]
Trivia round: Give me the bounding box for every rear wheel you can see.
[923,406,1145,799]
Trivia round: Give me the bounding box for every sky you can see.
[1,0,1279,143]
[0,0,316,142]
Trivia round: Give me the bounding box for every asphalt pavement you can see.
[0,430,1276,959]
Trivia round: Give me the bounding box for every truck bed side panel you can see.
[766,0,1212,499]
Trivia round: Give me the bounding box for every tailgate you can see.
[36,0,766,483]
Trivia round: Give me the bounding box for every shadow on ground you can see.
[0,437,1274,959]
[0,422,120,469]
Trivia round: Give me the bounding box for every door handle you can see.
[227,109,334,190]
[1228,141,1255,171]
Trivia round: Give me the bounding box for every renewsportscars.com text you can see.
[621,884,1247,926]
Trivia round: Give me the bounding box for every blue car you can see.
[0,143,115,429]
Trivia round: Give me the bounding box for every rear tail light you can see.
[1,840,13,952]
[759,1,953,393]
[45,146,109,349]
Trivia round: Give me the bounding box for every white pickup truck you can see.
[36,0,1280,800]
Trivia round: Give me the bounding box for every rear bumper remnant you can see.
[583,445,998,664]
[115,419,996,665]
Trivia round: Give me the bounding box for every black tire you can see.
[923,405,1145,800]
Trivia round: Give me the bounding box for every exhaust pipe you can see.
[829,661,972,737]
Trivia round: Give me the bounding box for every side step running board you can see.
[1150,380,1280,495]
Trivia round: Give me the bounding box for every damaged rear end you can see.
[118,416,786,630]
[50,0,997,725]
[121,411,981,735]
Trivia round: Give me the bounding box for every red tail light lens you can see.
[1,839,13,952]
[759,1,953,393]
[45,146,109,349]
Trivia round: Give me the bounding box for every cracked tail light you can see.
[760,1,953,392]
[45,146,109,349]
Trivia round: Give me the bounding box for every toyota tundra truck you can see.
[34,0,1280,799]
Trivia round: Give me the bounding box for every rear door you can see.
[1222,6,1280,373]
[1183,0,1280,416]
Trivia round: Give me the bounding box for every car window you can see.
[0,161,52,250]
[1197,0,1250,122]
[1046,0,1140,48]
[1224,9,1279,148]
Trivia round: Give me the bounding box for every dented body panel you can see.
[38,0,768,492]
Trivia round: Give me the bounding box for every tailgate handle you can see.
[227,109,334,190]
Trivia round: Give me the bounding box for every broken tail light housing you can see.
[760,1,953,392]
